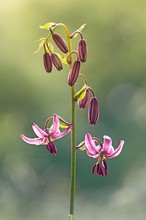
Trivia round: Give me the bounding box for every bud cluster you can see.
[38,23,99,126]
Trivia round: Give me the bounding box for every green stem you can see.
[60,23,76,220]
[69,85,76,219]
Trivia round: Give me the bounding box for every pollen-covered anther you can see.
[43,52,52,73]
[51,52,63,71]
[77,39,88,62]
[68,60,81,86]
[52,33,68,53]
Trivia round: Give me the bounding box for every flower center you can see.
[98,152,106,163]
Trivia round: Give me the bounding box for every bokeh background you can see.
[0,0,146,219]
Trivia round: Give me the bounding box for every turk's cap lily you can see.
[20,114,72,156]
[77,133,124,176]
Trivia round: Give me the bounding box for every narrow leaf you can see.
[35,38,46,53]
[59,123,69,128]
[56,53,68,65]
[71,23,87,38]
[74,86,87,101]
[39,22,56,30]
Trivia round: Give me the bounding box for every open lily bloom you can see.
[78,133,124,176]
[20,114,72,156]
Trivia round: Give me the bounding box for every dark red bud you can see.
[77,39,88,62]
[51,52,63,71]
[68,60,80,86]
[88,96,99,125]
[43,52,52,73]
[52,33,68,53]
[78,88,90,108]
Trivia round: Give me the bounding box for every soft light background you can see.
[0,0,146,219]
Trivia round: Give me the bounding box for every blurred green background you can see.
[0,0,146,219]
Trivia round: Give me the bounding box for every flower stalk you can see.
[64,26,77,220]
[20,22,125,220]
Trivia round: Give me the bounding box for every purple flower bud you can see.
[52,33,68,53]
[68,60,80,86]
[88,96,99,125]
[43,52,52,73]
[77,39,88,62]
[78,88,90,108]
[51,52,63,71]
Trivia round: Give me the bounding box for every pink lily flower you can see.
[20,114,72,156]
[82,133,124,176]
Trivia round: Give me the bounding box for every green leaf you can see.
[56,53,68,65]
[77,141,86,151]
[39,22,56,30]
[74,86,86,101]
[35,38,54,53]
[59,123,69,128]
[45,42,54,53]
[71,23,87,38]
[78,23,87,32]
[35,38,46,53]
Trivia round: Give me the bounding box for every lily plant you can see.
[20,22,124,220]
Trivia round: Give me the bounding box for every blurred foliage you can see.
[0,0,146,219]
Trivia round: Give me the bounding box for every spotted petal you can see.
[20,134,44,145]
[108,140,124,159]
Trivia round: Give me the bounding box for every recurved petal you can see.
[20,134,43,145]
[51,125,72,141]
[108,140,124,159]
[50,114,60,135]
[32,123,48,138]
[85,133,99,155]
[102,135,112,152]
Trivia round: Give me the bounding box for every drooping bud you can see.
[88,96,99,125]
[51,52,63,71]
[46,142,57,156]
[68,60,80,86]
[78,88,90,108]
[43,52,52,73]
[52,33,68,53]
[77,39,88,62]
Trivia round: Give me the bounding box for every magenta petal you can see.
[86,148,99,157]
[108,140,124,158]
[32,123,48,138]
[85,133,99,155]
[51,125,72,141]
[20,134,43,145]
[102,135,112,152]
[50,114,60,135]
